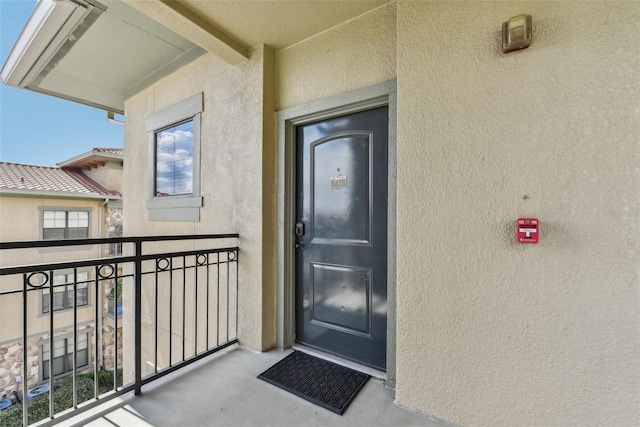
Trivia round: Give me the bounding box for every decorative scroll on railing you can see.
[0,234,239,427]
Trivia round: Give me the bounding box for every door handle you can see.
[295,242,306,250]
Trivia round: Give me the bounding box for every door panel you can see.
[295,106,388,371]
[311,133,371,244]
[310,262,371,336]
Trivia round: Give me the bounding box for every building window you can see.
[42,271,89,313]
[108,242,123,256]
[107,219,123,256]
[42,210,89,240]
[41,333,89,380]
[146,92,203,221]
[155,119,194,197]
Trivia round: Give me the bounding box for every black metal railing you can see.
[0,234,239,427]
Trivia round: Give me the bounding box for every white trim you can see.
[146,93,203,131]
[0,0,85,87]
[0,188,120,200]
[146,93,204,221]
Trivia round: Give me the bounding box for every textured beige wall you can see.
[276,2,396,109]
[83,161,123,194]
[396,2,639,426]
[117,1,639,424]
[123,46,276,353]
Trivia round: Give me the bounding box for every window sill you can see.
[146,195,202,221]
[39,304,91,317]
[38,244,92,253]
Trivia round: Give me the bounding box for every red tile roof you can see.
[0,162,121,197]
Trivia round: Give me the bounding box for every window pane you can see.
[54,340,65,357]
[67,211,88,228]
[53,274,68,285]
[77,334,88,349]
[53,292,65,310]
[53,356,65,375]
[77,349,88,367]
[43,228,64,240]
[43,211,66,228]
[77,287,88,306]
[68,227,88,239]
[67,287,74,307]
[78,211,89,227]
[68,285,88,307]
[42,293,50,313]
[54,211,66,227]
[43,211,55,228]
[155,120,194,196]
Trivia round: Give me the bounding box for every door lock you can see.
[295,221,305,237]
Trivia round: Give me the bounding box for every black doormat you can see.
[257,351,370,415]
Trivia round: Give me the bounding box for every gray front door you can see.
[295,106,388,371]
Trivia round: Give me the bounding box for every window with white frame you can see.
[41,332,89,380]
[146,93,203,221]
[42,209,89,240]
[42,271,89,313]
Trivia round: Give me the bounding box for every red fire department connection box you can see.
[517,218,539,244]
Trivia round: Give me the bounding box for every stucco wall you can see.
[117,1,638,425]
[82,161,123,194]
[395,2,639,426]
[276,2,396,109]
[122,46,276,353]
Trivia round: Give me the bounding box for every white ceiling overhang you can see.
[1,0,387,114]
[1,0,207,114]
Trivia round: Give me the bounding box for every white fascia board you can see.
[0,188,121,200]
[0,0,80,87]
[56,152,123,168]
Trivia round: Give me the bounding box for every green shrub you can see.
[0,369,123,427]
[108,280,123,299]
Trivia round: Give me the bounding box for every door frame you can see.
[276,80,397,385]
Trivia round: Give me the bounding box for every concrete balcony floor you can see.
[59,346,450,427]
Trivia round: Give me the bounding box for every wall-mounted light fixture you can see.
[502,14,532,53]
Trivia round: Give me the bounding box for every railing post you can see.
[22,274,28,427]
[134,240,143,395]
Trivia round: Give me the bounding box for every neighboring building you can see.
[0,148,123,396]
[1,1,639,426]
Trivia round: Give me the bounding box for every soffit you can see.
[2,0,387,114]
[1,0,206,114]
[37,0,205,110]
[179,0,388,50]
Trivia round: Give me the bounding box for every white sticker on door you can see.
[330,170,347,189]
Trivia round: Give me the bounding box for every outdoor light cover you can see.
[502,14,532,53]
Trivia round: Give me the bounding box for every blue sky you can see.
[0,0,124,167]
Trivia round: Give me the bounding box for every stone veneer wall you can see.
[102,207,124,369]
[101,323,123,369]
[105,208,123,238]
[0,324,94,397]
